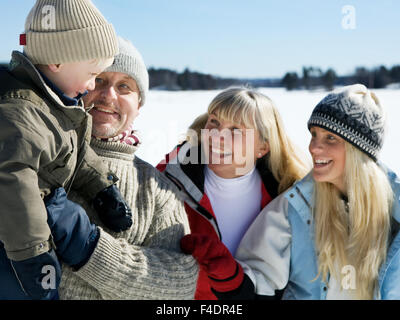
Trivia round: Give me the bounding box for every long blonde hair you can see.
[187,87,309,193]
[314,142,393,299]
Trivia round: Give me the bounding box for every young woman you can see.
[192,84,400,300]
[157,87,309,299]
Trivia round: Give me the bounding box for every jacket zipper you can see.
[10,260,28,296]
[165,170,222,239]
[64,120,88,195]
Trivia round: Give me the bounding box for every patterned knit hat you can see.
[307,84,385,161]
[105,36,149,106]
[22,0,118,64]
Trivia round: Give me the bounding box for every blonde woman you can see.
[157,87,309,299]
[202,84,400,300]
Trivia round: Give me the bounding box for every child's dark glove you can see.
[10,249,61,300]
[92,184,132,232]
[45,188,99,270]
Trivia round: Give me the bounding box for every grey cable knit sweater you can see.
[58,138,199,300]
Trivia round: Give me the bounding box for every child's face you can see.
[47,58,114,98]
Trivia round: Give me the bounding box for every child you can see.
[0,0,132,299]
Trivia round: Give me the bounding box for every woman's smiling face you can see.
[202,113,268,178]
[309,126,346,193]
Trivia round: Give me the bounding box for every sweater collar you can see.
[90,137,139,161]
[204,165,258,191]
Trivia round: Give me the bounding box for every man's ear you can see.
[47,64,62,73]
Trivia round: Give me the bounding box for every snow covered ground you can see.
[134,87,400,174]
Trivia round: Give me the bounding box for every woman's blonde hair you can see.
[187,87,309,193]
[313,142,393,299]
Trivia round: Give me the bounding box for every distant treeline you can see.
[281,65,400,91]
[148,67,282,90]
[150,65,400,91]
[1,62,399,91]
[148,67,242,90]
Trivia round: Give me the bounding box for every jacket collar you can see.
[285,172,315,225]
[37,68,87,106]
[165,141,279,203]
[286,163,400,224]
[8,51,87,127]
[164,142,204,203]
[256,157,279,199]
[380,162,400,224]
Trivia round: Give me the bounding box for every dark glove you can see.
[180,234,244,293]
[92,184,132,232]
[9,249,61,300]
[45,187,99,270]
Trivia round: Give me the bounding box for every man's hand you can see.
[92,184,132,232]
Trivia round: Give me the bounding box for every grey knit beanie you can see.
[105,36,149,106]
[308,84,385,161]
[22,0,118,64]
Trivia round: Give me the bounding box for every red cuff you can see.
[208,262,244,292]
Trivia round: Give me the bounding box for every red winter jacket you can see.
[157,142,279,300]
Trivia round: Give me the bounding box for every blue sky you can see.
[0,0,399,78]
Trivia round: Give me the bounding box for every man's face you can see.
[83,72,141,138]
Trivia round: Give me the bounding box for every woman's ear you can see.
[257,141,270,158]
[47,64,62,73]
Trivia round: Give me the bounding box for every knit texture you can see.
[105,36,149,106]
[58,139,198,300]
[307,84,385,161]
[23,0,118,64]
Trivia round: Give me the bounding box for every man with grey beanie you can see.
[45,36,199,300]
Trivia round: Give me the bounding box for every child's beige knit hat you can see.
[22,0,118,65]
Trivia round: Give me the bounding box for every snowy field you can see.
[134,88,400,174]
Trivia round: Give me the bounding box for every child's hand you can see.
[92,184,132,232]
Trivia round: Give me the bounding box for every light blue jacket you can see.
[236,166,400,300]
